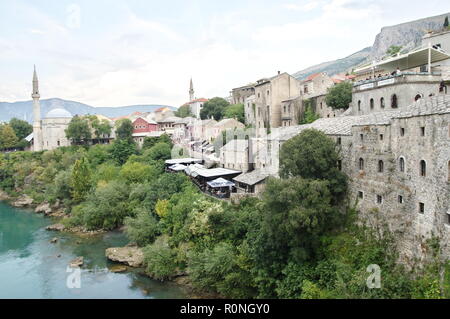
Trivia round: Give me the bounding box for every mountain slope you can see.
[0,98,175,123]
[292,47,371,80]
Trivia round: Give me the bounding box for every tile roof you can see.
[233,169,272,186]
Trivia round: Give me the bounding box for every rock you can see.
[109,265,128,273]
[105,247,144,268]
[35,202,52,214]
[50,237,58,244]
[0,190,10,201]
[46,224,66,232]
[70,257,84,268]
[57,254,61,258]
[11,194,33,208]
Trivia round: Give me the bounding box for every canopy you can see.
[168,164,187,171]
[185,164,204,176]
[207,177,235,188]
[354,45,450,74]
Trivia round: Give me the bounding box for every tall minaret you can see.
[32,65,43,151]
[189,78,194,102]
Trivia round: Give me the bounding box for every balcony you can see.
[353,72,442,92]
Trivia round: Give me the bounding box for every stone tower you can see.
[32,65,43,152]
[189,78,194,102]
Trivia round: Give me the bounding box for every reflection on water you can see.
[0,202,188,299]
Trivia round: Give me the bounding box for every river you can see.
[0,201,188,299]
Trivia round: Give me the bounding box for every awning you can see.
[207,178,235,188]
[354,45,450,74]
[185,164,204,176]
[168,164,187,171]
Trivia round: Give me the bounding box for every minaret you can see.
[189,78,194,102]
[32,65,43,152]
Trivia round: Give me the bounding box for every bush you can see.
[143,236,178,280]
[124,208,160,246]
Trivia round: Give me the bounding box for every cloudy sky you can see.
[1,0,450,107]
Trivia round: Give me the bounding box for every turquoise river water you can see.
[0,201,188,299]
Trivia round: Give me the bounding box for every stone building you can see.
[254,72,300,134]
[254,96,450,259]
[422,29,450,80]
[280,95,303,127]
[219,139,249,172]
[231,83,255,105]
[244,94,256,126]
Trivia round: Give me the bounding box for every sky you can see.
[1,0,450,108]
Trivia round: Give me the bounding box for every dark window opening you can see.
[391,94,398,108]
[337,137,342,145]
[360,134,364,141]
[379,134,384,141]
[400,127,405,136]
[358,191,364,199]
[377,195,383,204]
[380,97,385,108]
[420,160,426,177]
[358,100,361,111]
[398,195,403,204]
[370,98,374,110]
[337,160,342,171]
[399,157,405,172]
[420,127,425,136]
[378,160,384,173]
[419,202,425,214]
[359,158,364,170]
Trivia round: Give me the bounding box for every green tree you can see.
[174,105,192,118]
[65,116,92,145]
[300,105,319,124]
[125,208,160,246]
[444,16,449,28]
[279,129,347,201]
[0,124,19,149]
[89,116,112,140]
[70,157,92,202]
[119,161,159,184]
[9,118,32,140]
[144,142,172,162]
[224,104,245,123]
[143,236,178,280]
[115,119,134,141]
[200,97,230,120]
[325,81,352,110]
[110,139,136,165]
[386,45,402,56]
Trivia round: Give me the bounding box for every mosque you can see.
[30,67,73,151]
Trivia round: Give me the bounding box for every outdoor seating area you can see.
[165,158,241,199]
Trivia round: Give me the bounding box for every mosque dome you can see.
[45,108,72,119]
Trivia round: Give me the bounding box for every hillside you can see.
[293,12,450,80]
[0,98,175,123]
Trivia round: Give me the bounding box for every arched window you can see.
[415,94,422,101]
[380,97,385,108]
[378,160,384,173]
[391,94,398,108]
[420,160,426,177]
[399,157,405,172]
[359,158,364,170]
[358,100,361,111]
[370,98,374,110]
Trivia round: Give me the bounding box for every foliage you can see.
[119,161,159,184]
[70,157,92,202]
[110,139,136,165]
[124,208,160,246]
[143,236,178,280]
[445,16,449,29]
[386,45,402,56]
[142,134,173,150]
[325,81,352,110]
[200,97,230,120]
[174,105,192,118]
[144,142,172,162]
[115,118,134,141]
[299,105,319,124]
[0,124,18,149]
[224,103,245,123]
[9,118,32,140]
[65,116,92,144]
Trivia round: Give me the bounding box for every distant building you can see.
[182,79,208,119]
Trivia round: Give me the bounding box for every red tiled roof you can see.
[306,73,321,81]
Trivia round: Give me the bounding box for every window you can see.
[399,157,405,172]
[267,90,270,96]
[377,195,383,204]
[360,134,364,141]
[379,134,384,141]
[258,93,260,98]
[380,97,385,108]
[391,94,398,108]
[420,160,426,177]
[320,102,323,109]
[415,94,422,101]
[358,191,364,199]
[420,127,425,136]
[337,160,342,171]
[400,127,405,136]
[359,158,364,170]
[419,202,425,214]
[446,212,450,225]
[398,195,403,204]
[283,105,286,113]
[337,137,342,145]
[358,100,361,111]
[378,160,384,173]
[370,98,374,110]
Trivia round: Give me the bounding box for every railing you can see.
[354,72,442,89]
